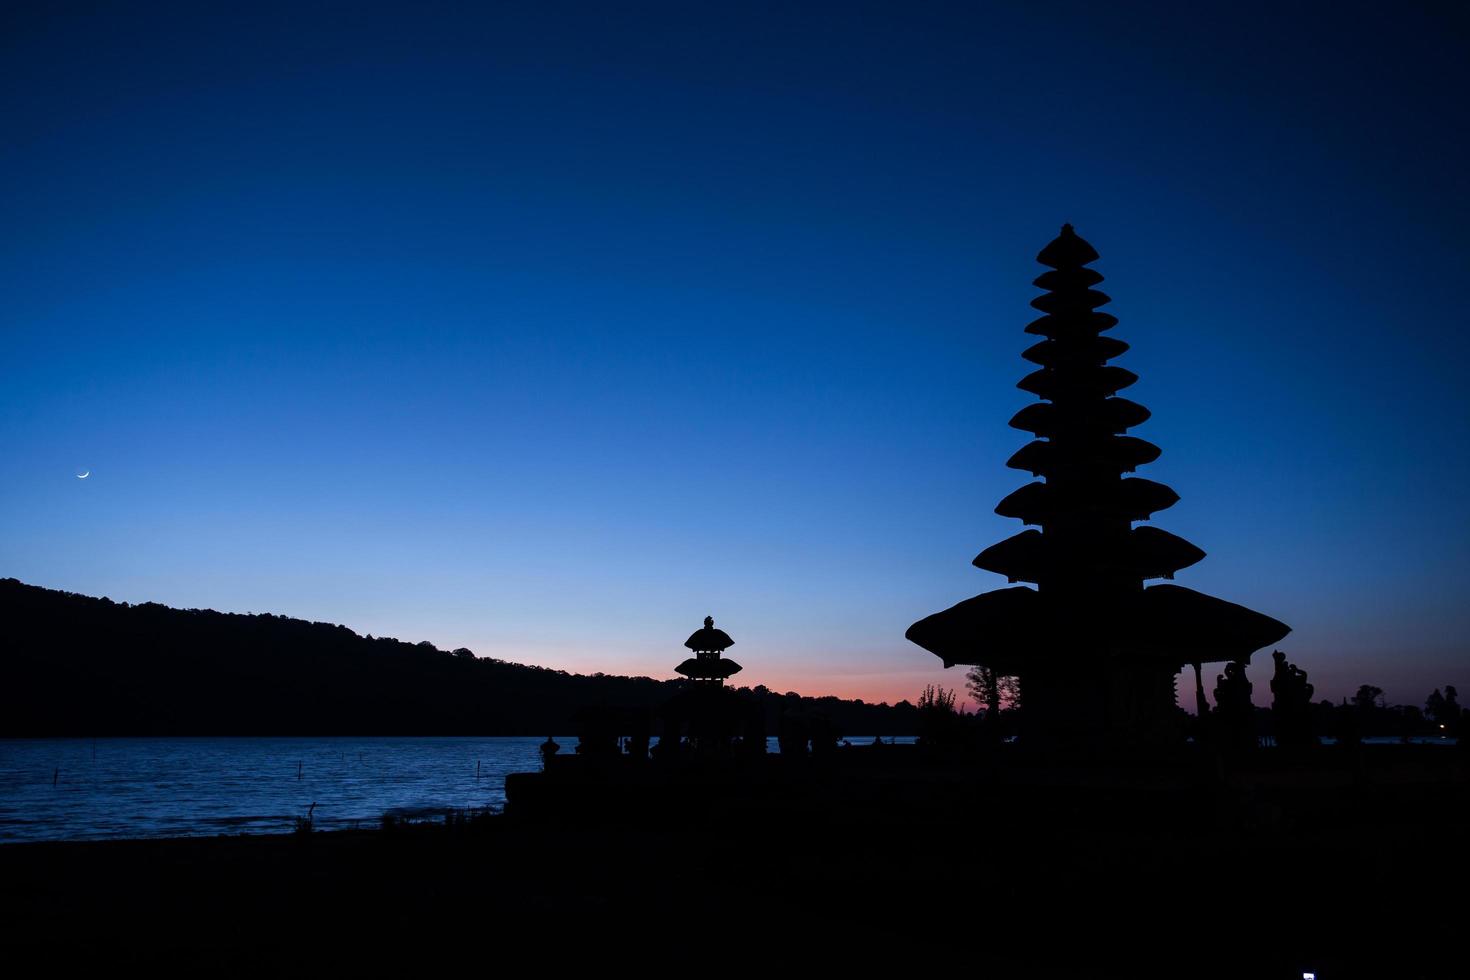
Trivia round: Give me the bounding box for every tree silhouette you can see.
[964,665,1020,717]
[916,685,958,714]
[0,578,919,736]
[915,684,965,748]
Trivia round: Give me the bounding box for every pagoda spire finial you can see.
[1036,223,1099,268]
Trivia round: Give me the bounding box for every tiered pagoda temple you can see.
[675,616,742,685]
[664,616,762,756]
[906,225,1290,746]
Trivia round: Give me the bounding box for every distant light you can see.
[1304,973,1316,979]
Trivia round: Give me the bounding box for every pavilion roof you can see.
[684,624,734,652]
[675,657,743,680]
[973,525,1206,584]
[904,584,1290,674]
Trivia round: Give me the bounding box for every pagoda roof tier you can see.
[1033,267,1104,291]
[675,657,743,680]
[1022,336,1129,367]
[1119,525,1206,577]
[1017,365,1138,399]
[905,584,1290,673]
[1024,311,1118,338]
[1036,223,1100,268]
[685,624,734,652]
[973,526,1206,584]
[1009,397,1152,436]
[1006,436,1161,476]
[1030,288,1112,316]
[995,478,1179,524]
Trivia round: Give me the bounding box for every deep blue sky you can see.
[3,2,1466,706]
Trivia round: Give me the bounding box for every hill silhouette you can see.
[0,578,917,737]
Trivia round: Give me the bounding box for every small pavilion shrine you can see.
[661,616,762,757]
[675,616,742,685]
[905,225,1291,747]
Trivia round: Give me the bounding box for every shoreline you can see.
[5,737,1461,844]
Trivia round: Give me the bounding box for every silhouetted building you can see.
[675,616,742,685]
[906,225,1290,748]
[662,616,758,757]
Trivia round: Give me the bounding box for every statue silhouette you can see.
[1212,661,1256,753]
[1269,650,1317,750]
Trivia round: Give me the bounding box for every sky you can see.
[3,1,1467,708]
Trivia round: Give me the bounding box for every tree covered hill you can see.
[0,578,918,736]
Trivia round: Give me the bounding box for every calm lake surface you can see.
[0,736,906,843]
[0,737,564,843]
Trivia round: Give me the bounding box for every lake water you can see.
[0,736,907,843]
[0,736,564,843]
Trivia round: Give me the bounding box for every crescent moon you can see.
[77,471,90,479]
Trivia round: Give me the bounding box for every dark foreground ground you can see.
[2,745,1463,977]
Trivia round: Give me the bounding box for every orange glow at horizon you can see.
[468,643,973,708]
[703,669,973,707]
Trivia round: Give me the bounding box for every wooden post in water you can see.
[297,761,303,780]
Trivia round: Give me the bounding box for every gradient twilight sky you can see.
[3,2,1467,708]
